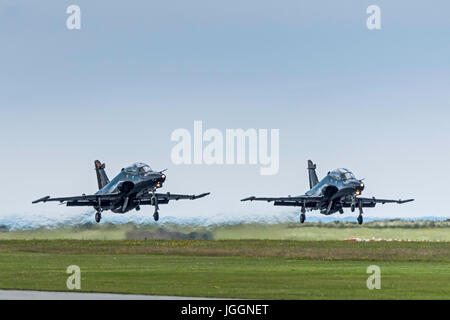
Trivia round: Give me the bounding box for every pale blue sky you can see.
[1,1,449,224]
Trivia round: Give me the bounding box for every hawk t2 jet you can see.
[241,160,413,224]
[33,160,210,223]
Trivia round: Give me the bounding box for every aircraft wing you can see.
[241,195,323,202]
[352,197,414,205]
[32,193,120,205]
[33,192,210,206]
[137,192,210,204]
[154,192,210,201]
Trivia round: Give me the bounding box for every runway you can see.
[0,289,217,300]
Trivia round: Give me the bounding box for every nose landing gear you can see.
[357,200,363,225]
[151,189,159,221]
[357,214,363,225]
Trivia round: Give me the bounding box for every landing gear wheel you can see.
[95,212,101,223]
[300,213,306,224]
[153,211,159,222]
[357,214,363,225]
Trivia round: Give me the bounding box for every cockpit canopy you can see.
[123,163,153,176]
[328,168,355,181]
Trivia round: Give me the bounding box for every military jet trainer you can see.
[241,160,413,224]
[33,160,210,223]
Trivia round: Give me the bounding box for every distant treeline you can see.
[286,219,450,229]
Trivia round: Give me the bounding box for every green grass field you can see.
[0,239,449,299]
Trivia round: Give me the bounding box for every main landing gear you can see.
[300,213,306,223]
[96,198,103,223]
[300,207,306,223]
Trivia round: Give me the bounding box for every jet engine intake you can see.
[322,185,339,198]
[118,181,135,194]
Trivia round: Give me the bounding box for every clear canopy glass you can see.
[329,168,355,181]
[124,163,153,175]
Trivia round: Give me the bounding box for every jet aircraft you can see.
[33,160,210,223]
[241,160,414,224]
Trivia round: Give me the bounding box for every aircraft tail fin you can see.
[94,160,110,190]
[307,160,319,189]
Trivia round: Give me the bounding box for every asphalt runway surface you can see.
[0,289,218,300]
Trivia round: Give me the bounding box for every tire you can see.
[300,213,305,224]
[357,215,363,225]
[95,212,101,223]
[153,211,159,222]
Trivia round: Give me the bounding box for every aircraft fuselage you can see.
[305,172,364,215]
[95,166,166,214]
[274,168,365,215]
